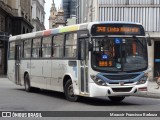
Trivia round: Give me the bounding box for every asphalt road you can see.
[0,78,160,120]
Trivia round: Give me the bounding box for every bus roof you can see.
[9,21,143,41]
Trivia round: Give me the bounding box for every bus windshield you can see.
[91,37,148,72]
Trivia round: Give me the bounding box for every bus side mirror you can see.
[147,38,152,46]
[89,42,93,51]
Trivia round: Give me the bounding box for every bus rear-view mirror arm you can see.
[146,33,152,46]
[88,41,93,51]
[147,38,152,46]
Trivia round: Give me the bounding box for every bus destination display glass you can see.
[91,24,145,36]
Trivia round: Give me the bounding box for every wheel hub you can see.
[68,85,74,97]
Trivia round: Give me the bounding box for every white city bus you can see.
[8,21,151,102]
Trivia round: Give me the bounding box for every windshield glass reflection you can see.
[91,37,148,72]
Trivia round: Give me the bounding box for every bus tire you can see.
[108,96,125,102]
[24,74,33,92]
[64,79,78,102]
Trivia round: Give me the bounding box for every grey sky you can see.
[44,0,62,29]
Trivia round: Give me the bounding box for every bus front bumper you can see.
[88,81,148,97]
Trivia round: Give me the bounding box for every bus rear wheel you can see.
[64,79,78,102]
[24,74,33,92]
[108,96,125,102]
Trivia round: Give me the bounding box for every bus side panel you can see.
[50,60,64,92]
[64,60,79,95]
[20,60,31,86]
[43,59,52,90]
[49,60,79,94]
[8,60,16,83]
[30,60,46,89]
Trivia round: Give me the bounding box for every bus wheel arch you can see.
[24,72,33,92]
[63,75,71,90]
[24,72,29,81]
[63,75,78,102]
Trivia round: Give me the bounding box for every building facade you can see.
[63,0,76,21]
[55,8,66,28]
[32,0,45,31]
[49,0,65,29]
[76,0,90,24]
[0,0,33,75]
[76,0,160,79]
[49,0,57,29]
[9,0,33,34]
[0,0,13,75]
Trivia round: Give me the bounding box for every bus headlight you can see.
[136,76,148,85]
[90,75,107,86]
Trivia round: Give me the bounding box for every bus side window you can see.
[32,38,41,58]
[23,39,31,58]
[42,36,52,58]
[65,33,77,58]
[21,41,24,58]
[53,34,64,58]
[9,42,15,59]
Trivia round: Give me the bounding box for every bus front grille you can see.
[104,74,139,80]
[112,87,133,92]
[108,82,134,84]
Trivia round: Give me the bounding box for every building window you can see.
[23,27,25,34]
[25,15,28,20]
[21,11,24,17]
[125,0,129,5]
[36,8,40,20]
[0,17,5,31]
[65,33,77,58]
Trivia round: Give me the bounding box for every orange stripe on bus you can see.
[43,30,51,36]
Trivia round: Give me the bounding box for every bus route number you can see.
[99,61,113,67]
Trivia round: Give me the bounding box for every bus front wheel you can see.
[108,96,125,102]
[24,74,33,92]
[64,79,78,102]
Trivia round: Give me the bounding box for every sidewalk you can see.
[148,81,160,94]
[137,80,160,98]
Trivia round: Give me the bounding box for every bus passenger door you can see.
[79,38,89,94]
[15,44,21,85]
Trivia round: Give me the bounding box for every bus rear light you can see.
[138,87,147,91]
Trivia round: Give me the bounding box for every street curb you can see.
[0,76,7,78]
